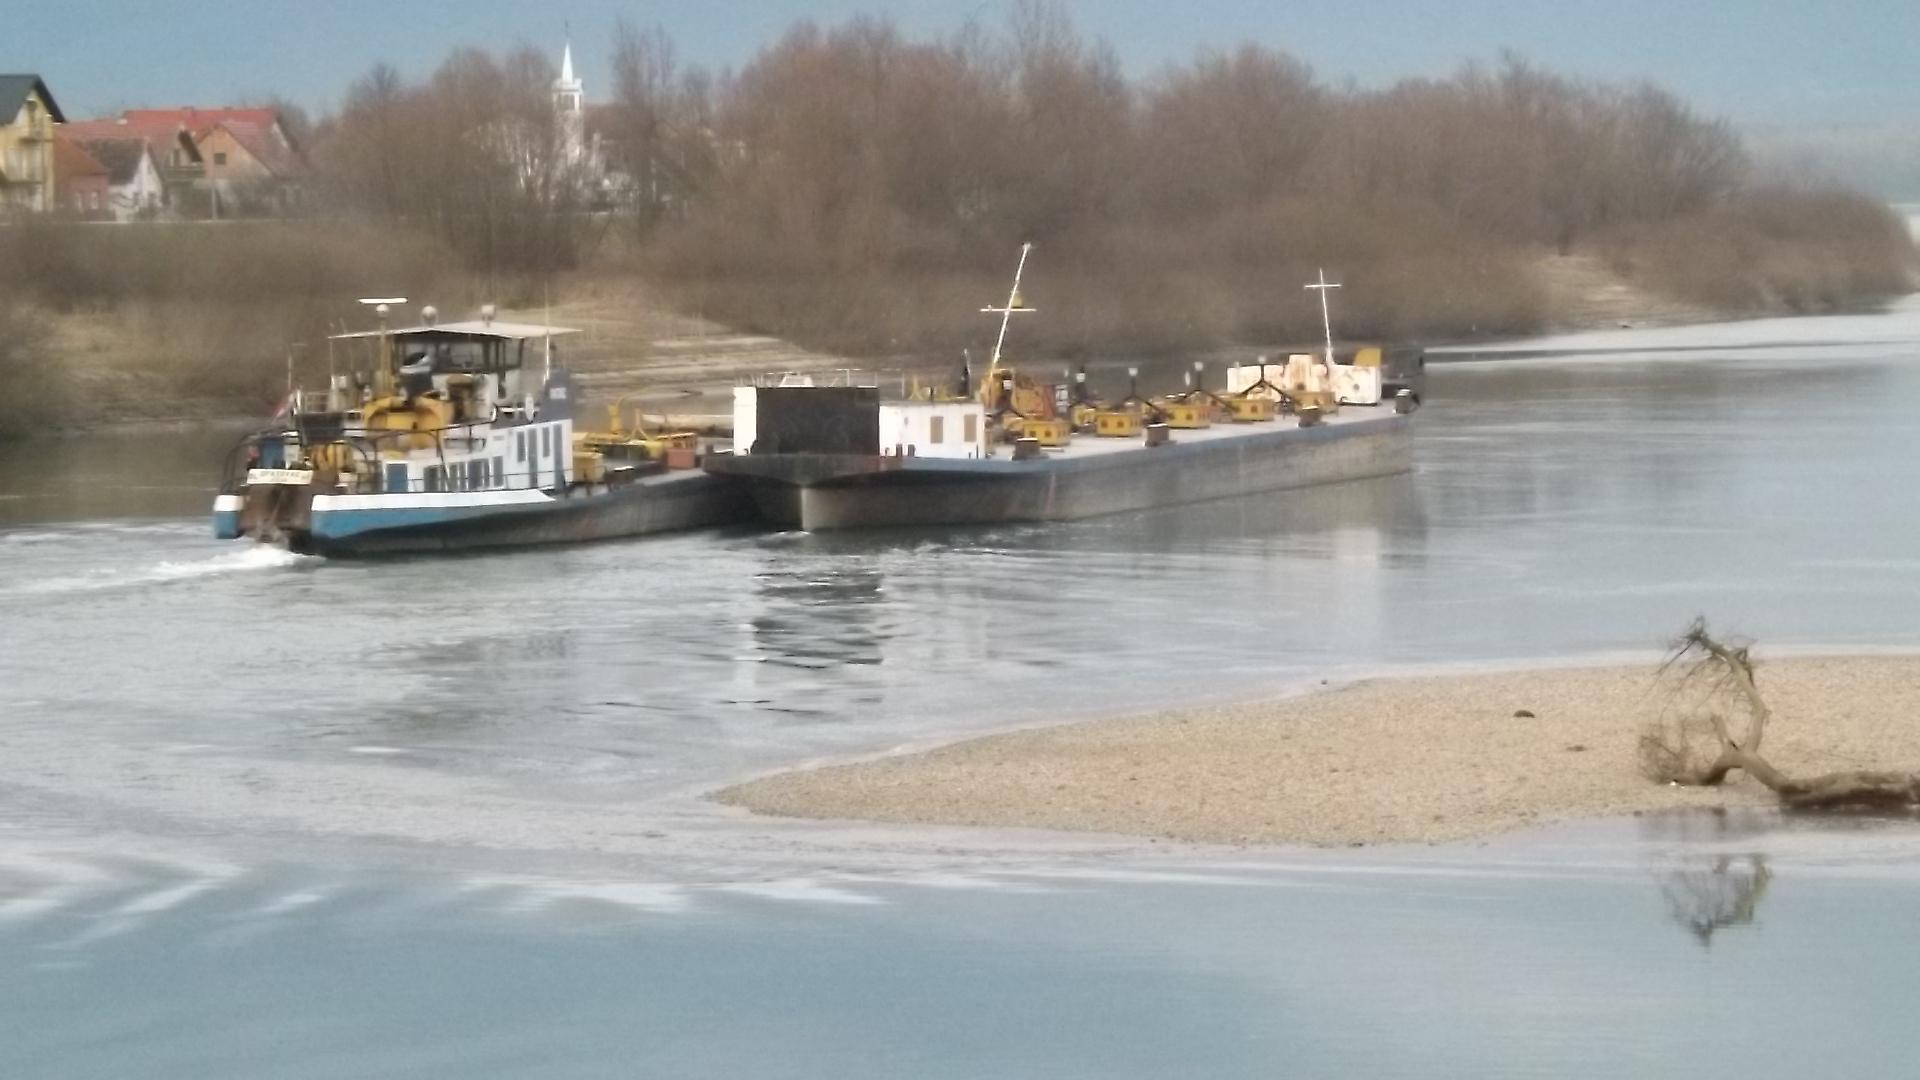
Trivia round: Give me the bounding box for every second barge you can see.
[706,246,1416,531]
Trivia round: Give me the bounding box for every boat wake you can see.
[2,543,311,597]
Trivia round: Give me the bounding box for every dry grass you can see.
[0,221,478,430]
[0,303,65,438]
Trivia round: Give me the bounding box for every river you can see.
[4,299,1920,1076]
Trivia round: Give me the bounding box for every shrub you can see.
[0,303,66,438]
[1605,188,1917,313]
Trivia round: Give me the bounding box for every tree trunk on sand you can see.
[1640,619,1920,812]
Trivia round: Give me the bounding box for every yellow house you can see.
[0,75,65,214]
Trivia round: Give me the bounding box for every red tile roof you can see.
[202,119,302,178]
[67,107,310,179]
[67,135,152,185]
[119,107,281,132]
[51,132,109,181]
[59,117,202,170]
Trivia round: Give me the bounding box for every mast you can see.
[357,296,406,399]
[983,242,1035,370]
[1305,267,1341,368]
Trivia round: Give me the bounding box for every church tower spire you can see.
[554,41,583,114]
[554,39,586,167]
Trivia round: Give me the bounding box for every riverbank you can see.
[717,656,1920,847]
[9,213,1912,439]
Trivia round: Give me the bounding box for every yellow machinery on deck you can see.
[1009,415,1073,447]
[1093,409,1145,438]
[574,394,700,468]
[1155,400,1212,430]
[363,393,452,451]
[1224,396,1276,422]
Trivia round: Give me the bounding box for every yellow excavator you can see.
[973,244,1076,448]
[574,393,700,465]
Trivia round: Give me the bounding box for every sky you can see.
[10,0,1920,129]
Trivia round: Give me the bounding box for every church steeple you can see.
[554,40,587,169]
[554,41,583,115]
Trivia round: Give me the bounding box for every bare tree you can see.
[609,20,700,224]
[1137,45,1326,218]
[1641,619,1920,810]
[316,48,593,288]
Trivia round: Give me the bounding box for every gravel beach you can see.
[717,656,1920,846]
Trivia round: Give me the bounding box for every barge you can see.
[705,247,1416,531]
[213,303,748,556]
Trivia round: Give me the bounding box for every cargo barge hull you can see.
[711,412,1412,531]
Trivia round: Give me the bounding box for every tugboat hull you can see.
[220,471,750,557]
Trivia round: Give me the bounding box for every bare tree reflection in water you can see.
[1660,854,1771,947]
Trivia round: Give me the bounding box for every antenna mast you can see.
[1305,268,1341,368]
[983,242,1035,369]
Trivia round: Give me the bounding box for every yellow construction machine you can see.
[574,394,700,465]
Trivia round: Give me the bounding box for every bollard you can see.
[1012,436,1042,460]
[1145,423,1171,447]
[1297,406,1321,428]
[1394,389,1418,415]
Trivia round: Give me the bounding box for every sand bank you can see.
[717,656,1920,846]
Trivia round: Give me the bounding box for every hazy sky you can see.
[11,0,1920,127]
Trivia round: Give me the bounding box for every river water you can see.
[4,300,1920,1075]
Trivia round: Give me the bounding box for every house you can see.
[124,107,303,208]
[0,74,65,214]
[50,132,109,218]
[67,135,166,220]
[60,117,203,212]
[65,106,300,217]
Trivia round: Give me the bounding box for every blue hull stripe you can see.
[309,501,544,539]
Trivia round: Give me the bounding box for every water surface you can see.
[5,301,1920,1075]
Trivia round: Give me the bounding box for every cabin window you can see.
[963,414,978,443]
[467,460,483,490]
[516,432,526,463]
[384,464,408,493]
[929,416,945,445]
[424,465,444,492]
[541,426,553,457]
[493,456,505,488]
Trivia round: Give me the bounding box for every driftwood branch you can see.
[1641,618,1920,812]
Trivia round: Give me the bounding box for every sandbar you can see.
[716,656,1920,846]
